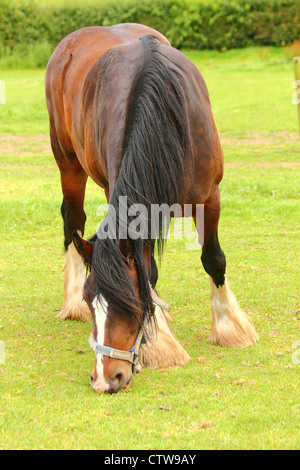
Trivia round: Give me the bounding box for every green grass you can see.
[0,47,299,450]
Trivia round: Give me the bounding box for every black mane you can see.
[91,35,192,327]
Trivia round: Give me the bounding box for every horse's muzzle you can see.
[90,368,132,394]
[90,374,109,393]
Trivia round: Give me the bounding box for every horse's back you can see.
[46,24,169,81]
[45,24,222,201]
[45,24,170,180]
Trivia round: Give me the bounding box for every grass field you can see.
[0,46,299,450]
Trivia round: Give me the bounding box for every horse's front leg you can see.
[196,185,259,347]
[48,120,93,324]
[58,164,92,322]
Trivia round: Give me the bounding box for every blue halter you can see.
[88,314,148,368]
[88,284,171,369]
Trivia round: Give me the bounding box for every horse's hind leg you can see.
[51,130,91,322]
[197,185,258,347]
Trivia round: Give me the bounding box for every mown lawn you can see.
[0,46,299,450]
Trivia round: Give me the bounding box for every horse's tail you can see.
[111,34,192,256]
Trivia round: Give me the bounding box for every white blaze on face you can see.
[91,296,109,392]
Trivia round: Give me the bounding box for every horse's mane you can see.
[92,35,192,327]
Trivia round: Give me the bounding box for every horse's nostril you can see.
[107,371,128,393]
[115,372,125,385]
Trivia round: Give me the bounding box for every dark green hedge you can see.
[1,0,300,53]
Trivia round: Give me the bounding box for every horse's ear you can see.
[72,232,94,267]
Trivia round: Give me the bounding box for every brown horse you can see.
[45,23,258,393]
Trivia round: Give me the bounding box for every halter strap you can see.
[149,284,171,309]
[89,314,148,368]
[88,285,171,369]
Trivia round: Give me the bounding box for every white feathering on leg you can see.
[209,277,258,347]
[138,304,190,369]
[58,242,92,322]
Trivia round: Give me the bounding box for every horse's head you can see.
[73,232,168,393]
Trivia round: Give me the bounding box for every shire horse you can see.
[45,24,258,393]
